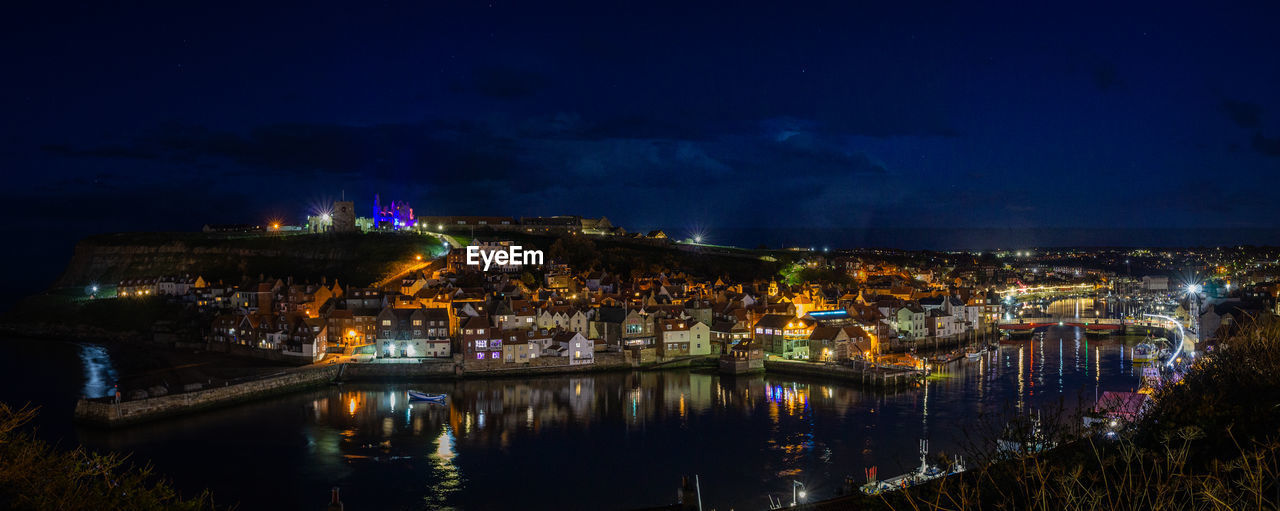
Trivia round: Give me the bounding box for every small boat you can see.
[861,440,965,495]
[965,347,985,361]
[407,390,446,403]
[1133,336,1171,364]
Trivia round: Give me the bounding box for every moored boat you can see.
[408,390,446,403]
[861,440,965,495]
[1131,341,1162,363]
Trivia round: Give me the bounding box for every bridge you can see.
[996,283,1104,299]
[998,316,1180,334]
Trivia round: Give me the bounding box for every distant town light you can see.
[415,254,423,261]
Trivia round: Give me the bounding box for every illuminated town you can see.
[4,3,1280,510]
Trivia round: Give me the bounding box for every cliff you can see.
[53,232,446,289]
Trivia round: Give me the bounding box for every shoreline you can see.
[5,322,924,427]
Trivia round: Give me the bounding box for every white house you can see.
[554,331,594,365]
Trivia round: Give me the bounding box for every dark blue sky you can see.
[4,2,1280,296]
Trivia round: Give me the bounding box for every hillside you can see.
[49,230,795,294]
[53,232,447,290]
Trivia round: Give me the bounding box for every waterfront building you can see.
[553,331,594,364]
[461,316,503,361]
[753,314,813,359]
[282,315,327,362]
[896,306,926,343]
[374,307,451,358]
[688,321,711,356]
[807,326,847,361]
[621,309,656,348]
[500,330,534,363]
[719,340,764,374]
[658,318,691,357]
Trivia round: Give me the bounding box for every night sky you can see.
[5,2,1280,299]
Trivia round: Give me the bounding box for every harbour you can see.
[1,325,1144,510]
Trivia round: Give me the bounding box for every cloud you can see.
[35,111,916,230]
[1253,131,1280,157]
[1222,99,1263,129]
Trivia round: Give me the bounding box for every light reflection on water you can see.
[77,343,117,398]
[63,326,1145,510]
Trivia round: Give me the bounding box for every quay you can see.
[74,364,341,427]
[763,359,924,387]
[74,352,920,427]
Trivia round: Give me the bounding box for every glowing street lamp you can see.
[791,481,807,506]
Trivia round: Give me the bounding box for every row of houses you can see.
[125,252,1015,366]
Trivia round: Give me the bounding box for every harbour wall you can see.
[763,360,922,387]
[74,364,340,427]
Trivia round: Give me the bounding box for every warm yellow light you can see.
[415,254,423,261]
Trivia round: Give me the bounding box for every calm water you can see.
[0,327,1143,510]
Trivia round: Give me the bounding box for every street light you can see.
[791,480,807,506]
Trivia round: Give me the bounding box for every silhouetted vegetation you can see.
[1,295,195,334]
[0,404,221,510]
